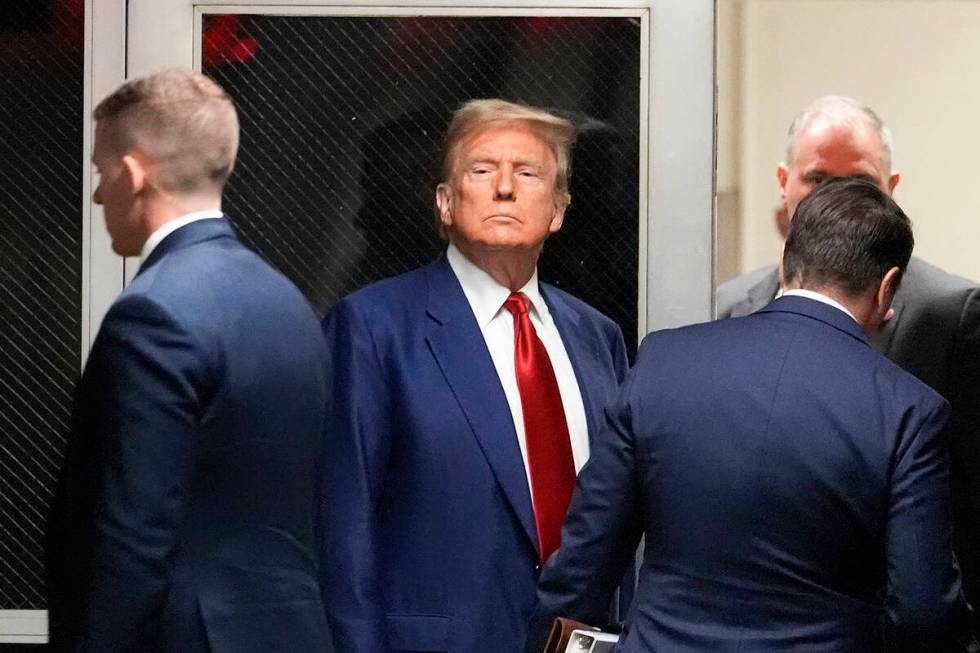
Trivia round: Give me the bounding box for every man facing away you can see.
[318,99,628,653]
[526,177,976,652]
[45,69,333,652]
[717,96,980,627]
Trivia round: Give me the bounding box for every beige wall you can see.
[718,0,980,284]
[715,0,743,284]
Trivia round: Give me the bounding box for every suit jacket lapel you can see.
[731,268,780,318]
[422,256,539,552]
[541,285,605,444]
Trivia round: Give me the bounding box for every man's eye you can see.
[805,173,828,185]
[517,170,539,178]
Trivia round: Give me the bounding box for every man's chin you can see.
[476,232,539,251]
[451,226,548,255]
[109,239,140,258]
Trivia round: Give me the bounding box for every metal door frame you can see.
[0,0,714,643]
[128,0,716,336]
[0,1,127,643]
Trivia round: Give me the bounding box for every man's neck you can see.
[450,241,541,291]
[783,283,879,332]
[144,195,222,235]
[138,208,225,263]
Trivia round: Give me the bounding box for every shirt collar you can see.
[446,243,547,325]
[782,288,859,324]
[140,210,225,264]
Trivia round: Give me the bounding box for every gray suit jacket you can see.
[716,255,980,631]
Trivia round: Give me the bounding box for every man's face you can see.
[778,117,899,219]
[436,121,567,257]
[92,122,144,256]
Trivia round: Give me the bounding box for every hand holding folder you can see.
[542,617,619,653]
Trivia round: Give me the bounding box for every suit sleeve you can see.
[946,287,980,634]
[607,319,629,383]
[318,299,392,653]
[75,295,208,650]
[885,397,977,652]
[525,370,644,653]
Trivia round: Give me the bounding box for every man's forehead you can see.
[799,117,880,153]
[464,120,548,145]
[795,124,885,170]
[459,124,552,161]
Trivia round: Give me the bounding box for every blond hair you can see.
[439,99,574,199]
[94,68,239,196]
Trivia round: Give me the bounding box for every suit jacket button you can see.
[534,564,542,573]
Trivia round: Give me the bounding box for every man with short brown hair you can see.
[46,69,333,652]
[529,177,976,653]
[717,96,980,633]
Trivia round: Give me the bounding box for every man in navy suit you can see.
[526,177,976,652]
[716,97,980,627]
[318,99,628,653]
[45,69,333,652]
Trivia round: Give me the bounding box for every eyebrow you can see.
[464,154,546,169]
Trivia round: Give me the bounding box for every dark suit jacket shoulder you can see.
[715,256,980,632]
[880,257,980,391]
[714,263,778,319]
[47,219,333,653]
[715,256,980,387]
[528,297,973,652]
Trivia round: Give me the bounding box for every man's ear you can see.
[548,194,569,234]
[435,183,453,228]
[876,266,902,321]
[888,170,900,194]
[776,163,789,201]
[121,153,148,195]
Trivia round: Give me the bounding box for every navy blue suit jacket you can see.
[318,254,628,653]
[46,219,334,652]
[527,296,974,652]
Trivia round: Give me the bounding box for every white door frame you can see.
[0,0,127,644]
[128,0,716,336]
[85,0,128,356]
[0,2,713,642]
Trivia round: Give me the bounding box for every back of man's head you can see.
[94,68,239,198]
[782,177,913,297]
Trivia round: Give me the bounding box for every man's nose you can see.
[93,185,103,205]
[493,168,515,201]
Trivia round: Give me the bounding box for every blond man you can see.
[46,69,333,652]
[318,99,628,653]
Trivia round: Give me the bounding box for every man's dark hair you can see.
[782,176,913,296]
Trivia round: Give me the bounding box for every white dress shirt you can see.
[446,244,590,492]
[782,288,859,323]
[139,210,225,264]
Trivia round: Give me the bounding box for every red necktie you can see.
[504,292,576,562]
